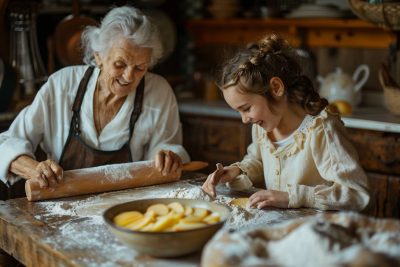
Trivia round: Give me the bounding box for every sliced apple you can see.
[146,203,169,216]
[140,222,156,232]
[149,213,177,232]
[144,209,156,220]
[126,214,154,230]
[193,207,210,219]
[181,214,204,223]
[203,213,221,224]
[184,205,193,216]
[167,202,185,214]
[169,211,184,222]
[116,202,220,232]
[113,211,144,227]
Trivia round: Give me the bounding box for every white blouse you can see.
[0,66,190,185]
[228,109,370,211]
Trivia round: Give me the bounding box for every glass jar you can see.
[9,1,47,104]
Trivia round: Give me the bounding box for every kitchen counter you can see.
[0,176,320,267]
[178,100,400,133]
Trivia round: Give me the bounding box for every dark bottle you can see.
[9,1,47,108]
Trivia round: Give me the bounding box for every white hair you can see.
[81,6,163,67]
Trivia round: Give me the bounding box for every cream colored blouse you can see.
[228,109,370,211]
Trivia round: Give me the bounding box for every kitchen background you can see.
[0,0,400,218]
[0,0,399,108]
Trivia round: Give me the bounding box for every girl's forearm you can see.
[225,165,242,182]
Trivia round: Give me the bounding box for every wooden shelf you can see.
[187,18,396,49]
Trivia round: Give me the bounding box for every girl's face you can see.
[95,38,152,97]
[222,85,282,132]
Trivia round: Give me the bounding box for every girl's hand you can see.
[155,150,182,176]
[33,159,63,189]
[249,189,289,209]
[202,164,241,198]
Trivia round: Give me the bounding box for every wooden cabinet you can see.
[363,172,400,218]
[347,128,400,176]
[180,103,400,218]
[187,18,396,49]
[346,128,400,218]
[181,112,251,173]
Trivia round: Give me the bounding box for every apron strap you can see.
[71,66,94,136]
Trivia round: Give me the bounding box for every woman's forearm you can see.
[9,155,39,180]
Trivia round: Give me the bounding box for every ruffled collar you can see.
[256,109,335,158]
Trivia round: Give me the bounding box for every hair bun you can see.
[258,34,290,55]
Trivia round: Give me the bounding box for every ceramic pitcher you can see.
[318,64,370,107]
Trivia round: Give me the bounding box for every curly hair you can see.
[219,34,328,116]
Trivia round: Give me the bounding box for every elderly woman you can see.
[0,6,190,190]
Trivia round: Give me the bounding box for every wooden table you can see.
[0,177,319,267]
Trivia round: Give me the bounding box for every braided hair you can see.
[219,34,328,116]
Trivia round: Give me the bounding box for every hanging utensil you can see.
[54,0,97,66]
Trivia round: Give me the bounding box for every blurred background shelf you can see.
[187,18,396,49]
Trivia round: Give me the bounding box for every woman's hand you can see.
[34,159,63,188]
[10,156,63,189]
[202,164,241,198]
[155,150,182,176]
[249,189,289,209]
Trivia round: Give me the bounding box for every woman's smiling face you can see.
[95,38,152,97]
[222,85,282,132]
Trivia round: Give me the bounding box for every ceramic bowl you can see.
[103,198,231,257]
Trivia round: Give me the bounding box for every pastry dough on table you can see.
[229,197,249,209]
[201,212,400,267]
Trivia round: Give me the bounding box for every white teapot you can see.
[317,64,370,107]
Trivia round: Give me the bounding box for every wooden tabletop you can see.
[0,176,319,267]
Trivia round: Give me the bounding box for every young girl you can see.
[202,34,370,211]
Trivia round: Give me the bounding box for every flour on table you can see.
[163,186,213,201]
[267,219,357,266]
[34,182,174,220]
[202,212,400,267]
[34,184,314,231]
[31,181,317,266]
[35,201,77,217]
[161,187,312,230]
[44,217,135,267]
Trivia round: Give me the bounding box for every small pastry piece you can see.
[230,197,249,208]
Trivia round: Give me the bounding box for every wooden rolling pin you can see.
[25,160,208,201]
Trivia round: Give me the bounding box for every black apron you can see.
[59,66,144,170]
